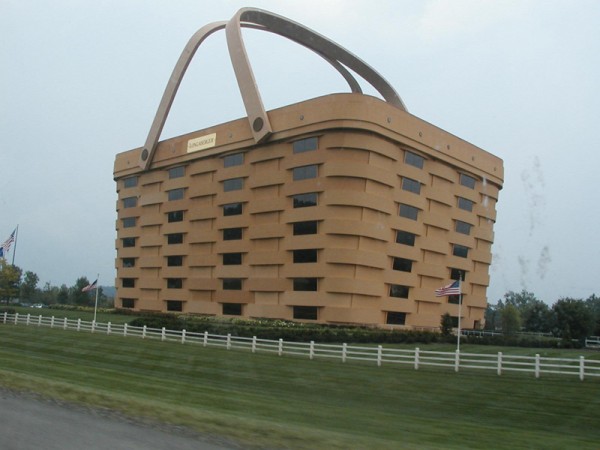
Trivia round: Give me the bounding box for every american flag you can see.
[1,229,16,255]
[435,280,461,297]
[82,279,98,292]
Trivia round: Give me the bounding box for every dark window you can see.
[167,255,183,267]
[223,227,243,240]
[224,153,244,167]
[122,278,135,288]
[292,137,318,153]
[223,203,243,216]
[386,312,406,325]
[293,278,318,291]
[293,220,318,235]
[399,204,419,220]
[122,217,136,228]
[123,176,138,188]
[455,220,472,235]
[404,151,424,169]
[450,268,466,281]
[222,253,242,265]
[389,284,410,298]
[122,237,136,248]
[448,295,462,305]
[453,244,469,258]
[166,300,183,312]
[122,197,137,208]
[293,249,317,263]
[167,210,184,222]
[167,278,183,289]
[401,177,421,194]
[396,230,416,246]
[457,197,474,212]
[168,188,185,201]
[293,306,318,320]
[122,258,135,268]
[460,173,476,189]
[293,193,317,208]
[293,165,318,181]
[167,233,184,245]
[223,178,243,192]
[223,278,242,290]
[121,298,135,308]
[393,257,413,272]
[222,303,243,316]
[169,166,185,179]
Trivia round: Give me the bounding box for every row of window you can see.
[119,277,320,291]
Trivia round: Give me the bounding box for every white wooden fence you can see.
[3,312,600,381]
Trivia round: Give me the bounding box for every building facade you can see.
[114,93,503,329]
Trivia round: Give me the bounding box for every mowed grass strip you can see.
[0,325,599,449]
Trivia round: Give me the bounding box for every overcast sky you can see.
[1,0,599,304]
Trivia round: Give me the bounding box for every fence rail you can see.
[3,312,600,381]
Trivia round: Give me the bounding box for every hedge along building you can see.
[113,8,503,329]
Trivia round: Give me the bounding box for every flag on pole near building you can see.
[1,229,16,255]
[435,280,461,297]
[82,279,98,292]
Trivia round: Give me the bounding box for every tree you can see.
[500,304,521,335]
[584,294,600,336]
[0,260,22,305]
[69,277,92,306]
[20,271,39,303]
[552,298,595,340]
[440,313,454,336]
[522,300,552,333]
[56,284,69,304]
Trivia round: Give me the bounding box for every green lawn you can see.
[0,324,599,449]
[9,306,138,324]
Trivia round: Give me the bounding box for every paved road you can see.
[0,389,238,450]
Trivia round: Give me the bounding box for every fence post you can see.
[377,345,382,367]
[342,343,347,363]
[181,329,186,344]
[91,320,95,333]
[203,331,208,346]
[252,336,257,353]
[107,322,111,335]
[2,311,6,324]
[63,317,68,330]
[227,333,231,350]
[497,352,502,376]
[415,347,420,370]
[535,354,540,378]
[161,327,166,341]
[580,356,585,381]
[278,338,283,356]
[15,312,19,325]
[309,341,315,360]
[50,316,54,328]
[454,349,460,372]
[76,318,81,331]
[123,323,128,337]
[26,314,31,326]
[142,325,147,339]
[38,315,42,326]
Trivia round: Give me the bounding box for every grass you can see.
[1,324,599,449]
[9,305,139,324]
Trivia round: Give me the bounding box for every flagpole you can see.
[93,273,100,323]
[11,225,18,265]
[457,276,463,352]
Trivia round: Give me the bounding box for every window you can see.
[460,174,476,189]
[122,258,135,268]
[169,166,185,179]
[223,178,243,192]
[292,137,318,153]
[223,227,242,240]
[293,221,318,235]
[386,312,406,325]
[450,268,466,281]
[396,230,416,246]
[223,278,242,290]
[457,197,474,212]
[167,211,184,222]
[293,278,318,291]
[453,244,469,258]
[448,295,462,305]
[167,278,183,289]
[122,237,136,248]
[121,298,135,308]
[166,300,183,312]
[455,220,472,235]
[122,197,137,208]
[293,165,318,181]
[389,285,410,299]
[167,233,183,245]
[222,253,242,265]
[122,278,135,288]
[393,257,413,272]
[223,153,244,167]
[122,217,136,228]
[401,177,421,194]
[399,204,419,220]
[222,303,242,316]
[293,193,317,208]
[123,176,138,188]
[223,203,243,216]
[293,249,317,263]
[404,151,424,169]
[167,255,183,267]
[293,306,318,320]
[167,188,185,201]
